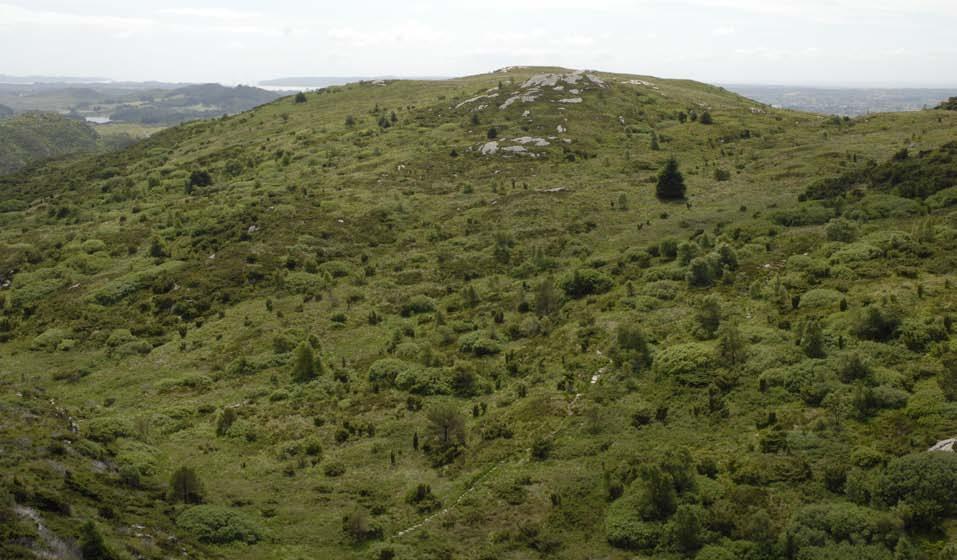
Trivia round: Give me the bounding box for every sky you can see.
[1,0,956,87]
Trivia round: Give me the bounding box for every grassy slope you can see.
[1,67,956,559]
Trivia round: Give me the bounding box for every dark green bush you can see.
[560,268,614,298]
[878,452,957,528]
[177,505,262,544]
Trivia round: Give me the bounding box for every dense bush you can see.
[784,502,901,551]
[654,343,716,386]
[177,505,262,544]
[367,358,409,385]
[560,268,614,298]
[878,452,957,528]
[853,304,902,342]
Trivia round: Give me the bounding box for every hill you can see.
[109,84,281,125]
[1,67,957,560]
[0,82,280,126]
[0,112,100,174]
[0,104,13,118]
[725,84,957,116]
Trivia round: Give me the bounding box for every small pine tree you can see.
[79,521,115,560]
[717,322,747,365]
[291,342,317,383]
[470,113,480,126]
[801,318,826,358]
[939,353,957,401]
[650,133,660,151]
[412,431,419,451]
[700,111,714,125]
[168,466,204,504]
[695,296,722,339]
[294,92,307,104]
[487,127,498,140]
[534,277,559,317]
[344,115,356,127]
[618,193,629,210]
[655,158,686,200]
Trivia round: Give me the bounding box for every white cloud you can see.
[327,21,451,48]
[0,3,153,29]
[712,26,736,36]
[158,8,262,21]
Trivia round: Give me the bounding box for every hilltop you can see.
[1,67,957,560]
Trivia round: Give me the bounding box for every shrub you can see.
[770,203,833,227]
[605,490,664,550]
[343,508,382,542]
[926,185,957,209]
[825,218,860,242]
[31,328,72,352]
[686,257,715,287]
[898,316,948,352]
[406,484,442,513]
[395,366,450,395]
[878,452,957,528]
[696,545,737,560]
[368,359,409,385]
[400,295,435,316]
[294,92,307,103]
[800,289,845,310]
[215,408,238,437]
[784,502,901,552]
[530,438,552,461]
[189,170,212,188]
[612,322,652,373]
[324,462,346,477]
[853,305,902,342]
[176,505,262,544]
[668,504,704,553]
[560,268,614,298]
[654,343,715,386]
[659,239,679,260]
[635,465,678,521]
[458,331,502,356]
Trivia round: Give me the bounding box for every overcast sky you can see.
[1,0,956,87]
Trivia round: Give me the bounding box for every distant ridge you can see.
[259,76,450,88]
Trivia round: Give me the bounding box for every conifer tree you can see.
[656,157,686,200]
[292,342,317,383]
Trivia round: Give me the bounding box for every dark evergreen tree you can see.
[292,342,317,383]
[168,466,204,504]
[79,521,115,560]
[656,157,686,200]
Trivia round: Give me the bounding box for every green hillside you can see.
[0,112,100,174]
[2,67,957,560]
